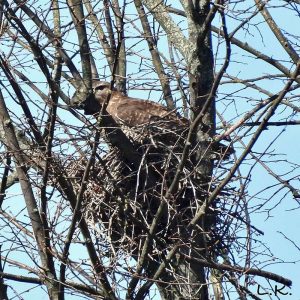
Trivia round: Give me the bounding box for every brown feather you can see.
[93,81,187,127]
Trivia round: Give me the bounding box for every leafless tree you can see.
[0,0,299,299]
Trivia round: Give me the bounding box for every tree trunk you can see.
[170,1,216,299]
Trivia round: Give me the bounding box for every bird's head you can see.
[93,81,115,105]
[70,80,116,115]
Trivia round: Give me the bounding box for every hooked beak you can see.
[70,90,100,115]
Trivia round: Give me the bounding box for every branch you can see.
[0,90,59,296]
[0,74,117,299]
[0,246,8,300]
[181,254,292,287]
[213,25,300,84]
[0,152,12,207]
[0,56,44,145]
[244,120,300,126]
[134,0,175,109]
[59,130,101,293]
[165,6,300,84]
[0,271,104,297]
[167,7,231,196]
[84,1,115,72]
[67,0,92,90]
[111,0,127,92]
[190,60,300,226]
[9,0,82,84]
[255,0,299,64]
[215,90,298,142]
[141,0,189,58]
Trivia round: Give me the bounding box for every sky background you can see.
[1,1,300,299]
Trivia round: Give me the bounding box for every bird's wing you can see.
[108,96,185,127]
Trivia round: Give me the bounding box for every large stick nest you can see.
[65,122,228,255]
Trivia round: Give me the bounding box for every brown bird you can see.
[72,80,231,158]
[91,81,187,128]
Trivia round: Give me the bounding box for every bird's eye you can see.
[94,85,107,91]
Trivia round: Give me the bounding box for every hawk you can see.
[71,80,231,157]
[90,81,187,127]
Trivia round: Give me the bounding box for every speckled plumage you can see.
[93,81,187,128]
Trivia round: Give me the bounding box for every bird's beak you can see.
[70,90,100,115]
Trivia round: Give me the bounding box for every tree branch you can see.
[142,0,189,58]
